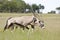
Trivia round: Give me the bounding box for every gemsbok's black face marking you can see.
[39,20,45,29]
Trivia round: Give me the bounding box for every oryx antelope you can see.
[3,14,44,32]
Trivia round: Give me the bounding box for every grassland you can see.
[0,13,60,40]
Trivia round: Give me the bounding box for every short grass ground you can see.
[0,13,60,40]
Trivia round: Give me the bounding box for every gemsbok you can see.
[3,13,44,31]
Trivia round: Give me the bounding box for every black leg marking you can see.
[31,25,34,29]
[26,27,29,30]
[8,23,13,29]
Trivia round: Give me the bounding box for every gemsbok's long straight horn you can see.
[30,6,42,21]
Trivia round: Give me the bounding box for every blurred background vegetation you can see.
[0,0,45,13]
[0,0,60,14]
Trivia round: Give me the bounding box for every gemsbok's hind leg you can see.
[8,23,13,29]
[8,23,14,31]
[11,24,14,30]
[8,23,14,32]
[3,23,13,32]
